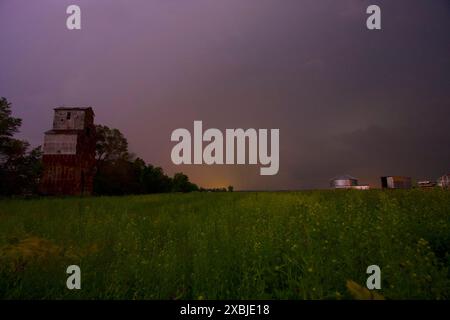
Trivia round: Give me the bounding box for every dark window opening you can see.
[67,112,71,120]
[381,177,388,189]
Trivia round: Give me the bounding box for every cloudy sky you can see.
[1,0,449,190]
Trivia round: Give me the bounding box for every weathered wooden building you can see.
[417,180,436,189]
[39,107,96,195]
[381,176,412,189]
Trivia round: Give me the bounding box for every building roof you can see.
[54,106,94,113]
[330,174,358,181]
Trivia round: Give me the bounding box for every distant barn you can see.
[381,176,412,189]
[39,107,96,196]
[417,180,436,189]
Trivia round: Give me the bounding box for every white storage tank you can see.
[330,174,358,189]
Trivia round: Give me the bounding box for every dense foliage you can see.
[93,125,199,195]
[0,97,42,195]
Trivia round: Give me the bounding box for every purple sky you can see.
[1,0,449,190]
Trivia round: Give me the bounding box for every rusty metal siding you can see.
[381,176,412,189]
[40,154,95,195]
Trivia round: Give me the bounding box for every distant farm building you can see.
[417,180,436,189]
[330,174,358,189]
[330,175,370,190]
[437,174,450,188]
[39,107,96,195]
[381,176,412,189]
[351,185,370,190]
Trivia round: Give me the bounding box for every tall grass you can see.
[0,190,449,299]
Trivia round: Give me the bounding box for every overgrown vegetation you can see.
[0,189,449,299]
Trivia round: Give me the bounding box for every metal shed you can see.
[381,176,412,189]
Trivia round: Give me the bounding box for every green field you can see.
[0,190,449,300]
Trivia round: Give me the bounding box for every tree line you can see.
[94,125,199,195]
[0,97,231,196]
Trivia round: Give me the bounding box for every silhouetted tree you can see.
[94,125,198,195]
[0,97,22,164]
[140,164,172,193]
[0,97,42,195]
[94,158,142,195]
[172,172,199,193]
[95,125,129,162]
[94,124,136,194]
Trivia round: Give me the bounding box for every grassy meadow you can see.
[0,189,449,300]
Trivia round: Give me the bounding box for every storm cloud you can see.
[0,0,449,189]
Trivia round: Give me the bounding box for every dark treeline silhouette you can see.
[0,97,42,195]
[199,186,234,192]
[94,158,199,195]
[94,125,199,195]
[0,97,217,196]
